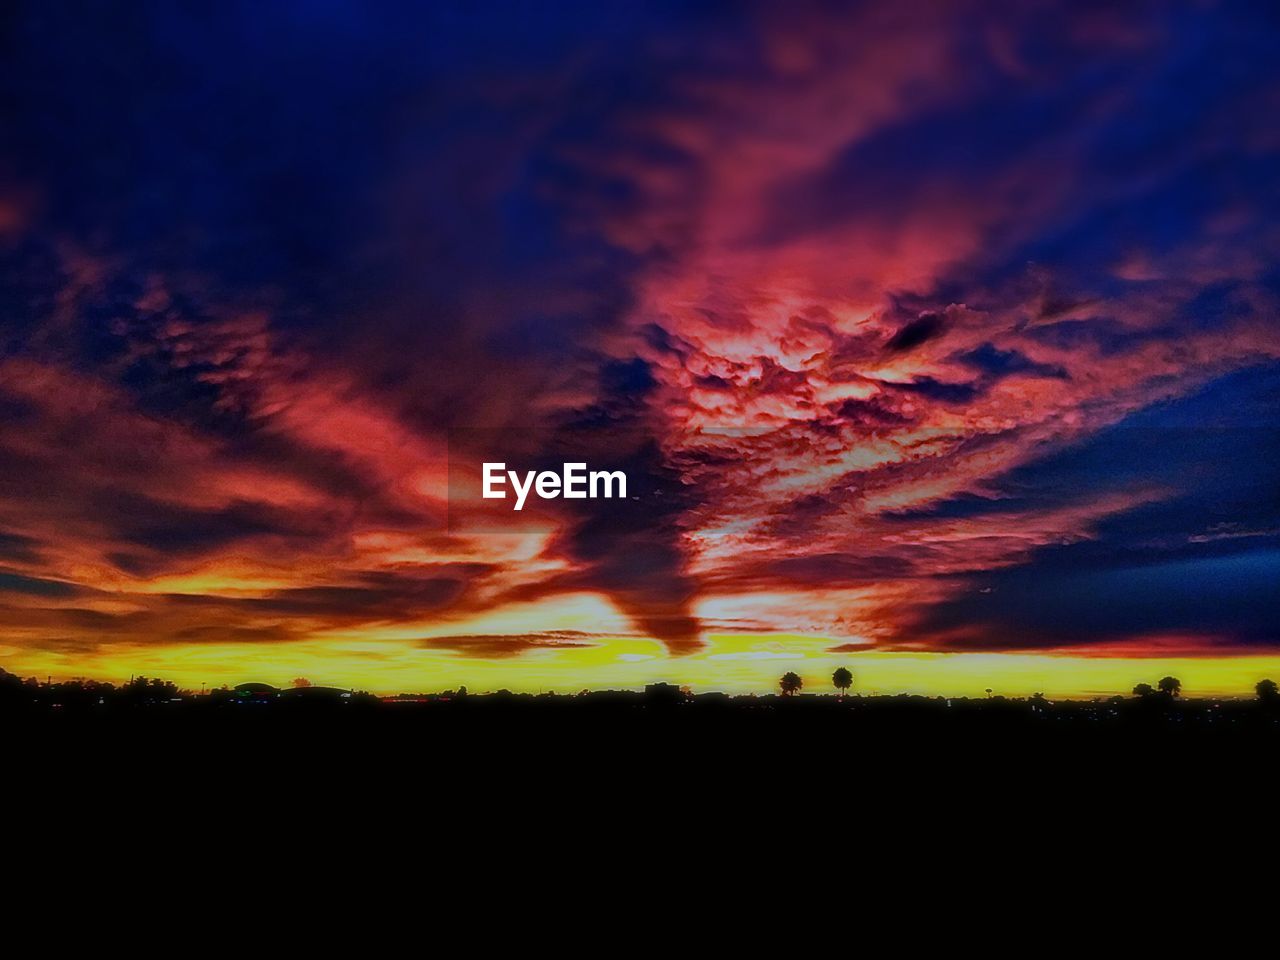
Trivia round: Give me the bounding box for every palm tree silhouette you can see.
[779,672,803,696]
[832,666,853,697]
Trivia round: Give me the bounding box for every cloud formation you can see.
[0,1,1278,682]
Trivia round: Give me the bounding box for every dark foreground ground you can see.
[11,688,1280,769]
[9,690,1278,856]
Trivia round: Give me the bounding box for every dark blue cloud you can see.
[0,571,82,598]
[920,549,1279,650]
[0,532,41,564]
[888,376,984,405]
[884,313,949,353]
[956,344,1068,381]
[907,362,1280,648]
[0,0,690,377]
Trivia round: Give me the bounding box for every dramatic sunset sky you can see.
[1,1,1278,696]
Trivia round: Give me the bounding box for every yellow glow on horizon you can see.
[4,631,1278,700]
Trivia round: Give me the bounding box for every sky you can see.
[1,1,1278,696]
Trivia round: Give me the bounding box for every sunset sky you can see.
[1,1,1278,696]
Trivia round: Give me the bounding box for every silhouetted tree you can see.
[0,667,27,705]
[1157,676,1182,698]
[832,667,853,696]
[1256,679,1278,701]
[120,675,179,704]
[1132,682,1155,698]
[779,672,803,696]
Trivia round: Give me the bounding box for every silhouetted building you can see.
[279,685,352,703]
[233,682,279,703]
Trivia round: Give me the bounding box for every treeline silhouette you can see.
[5,664,1279,723]
[8,665,1280,792]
